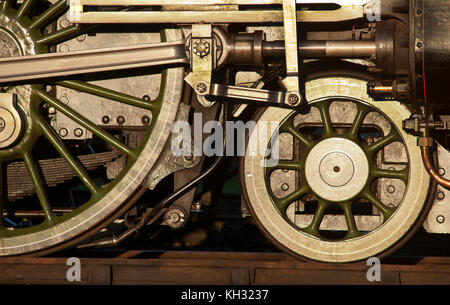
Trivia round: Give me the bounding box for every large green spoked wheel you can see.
[242,77,432,263]
[0,1,184,256]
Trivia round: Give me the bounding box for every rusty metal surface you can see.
[1,251,450,285]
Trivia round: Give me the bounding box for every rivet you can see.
[74,128,83,137]
[117,115,126,125]
[141,115,150,126]
[59,128,68,137]
[102,115,110,124]
[387,185,396,193]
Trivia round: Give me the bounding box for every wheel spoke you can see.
[365,131,401,156]
[29,0,67,30]
[361,189,396,222]
[273,184,309,212]
[0,1,9,12]
[341,201,361,239]
[16,0,36,18]
[22,152,54,224]
[33,89,137,159]
[317,101,334,137]
[347,104,370,141]
[371,167,409,183]
[56,80,155,111]
[36,116,99,195]
[36,25,82,46]
[281,120,314,150]
[266,160,304,172]
[303,199,328,237]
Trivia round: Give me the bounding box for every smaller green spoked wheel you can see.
[242,77,431,263]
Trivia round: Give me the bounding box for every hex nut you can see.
[417,137,433,147]
[195,82,208,94]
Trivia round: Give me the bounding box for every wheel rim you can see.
[242,77,430,263]
[0,1,184,255]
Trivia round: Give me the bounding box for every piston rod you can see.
[263,40,376,60]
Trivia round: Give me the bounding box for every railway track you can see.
[1,250,450,285]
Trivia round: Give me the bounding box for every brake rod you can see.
[0,40,188,83]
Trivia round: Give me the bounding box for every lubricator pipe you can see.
[421,146,450,189]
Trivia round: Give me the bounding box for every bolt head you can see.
[74,128,83,137]
[195,82,208,94]
[102,115,110,124]
[141,115,150,126]
[387,185,396,194]
[59,128,68,137]
[287,93,301,106]
[117,115,126,125]
[437,215,445,224]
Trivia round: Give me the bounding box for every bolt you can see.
[59,128,68,137]
[288,93,300,106]
[59,18,71,28]
[142,95,151,101]
[169,213,180,223]
[417,42,422,48]
[387,185,396,193]
[281,183,289,191]
[76,34,87,42]
[439,168,446,176]
[437,191,445,200]
[195,82,208,94]
[192,201,202,211]
[59,95,70,104]
[333,166,340,173]
[437,215,445,224]
[417,9,422,14]
[59,44,70,52]
[117,115,126,125]
[48,107,56,115]
[102,115,110,124]
[165,208,186,229]
[0,118,5,132]
[183,153,194,164]
[141,115,150,126]
[74,128,83,137]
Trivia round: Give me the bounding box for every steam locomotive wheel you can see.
[241,77,431,263]
[0,1,183,256]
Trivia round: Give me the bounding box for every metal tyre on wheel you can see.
[241,77,432,263]
[0,1,184,256]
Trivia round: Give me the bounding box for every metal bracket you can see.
[184,24,216,108]
[209,83,287,107]
[281,0,303,107]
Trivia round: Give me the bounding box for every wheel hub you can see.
[305,137,369,202]
[0,28,21,58]
[0,94,23,149]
